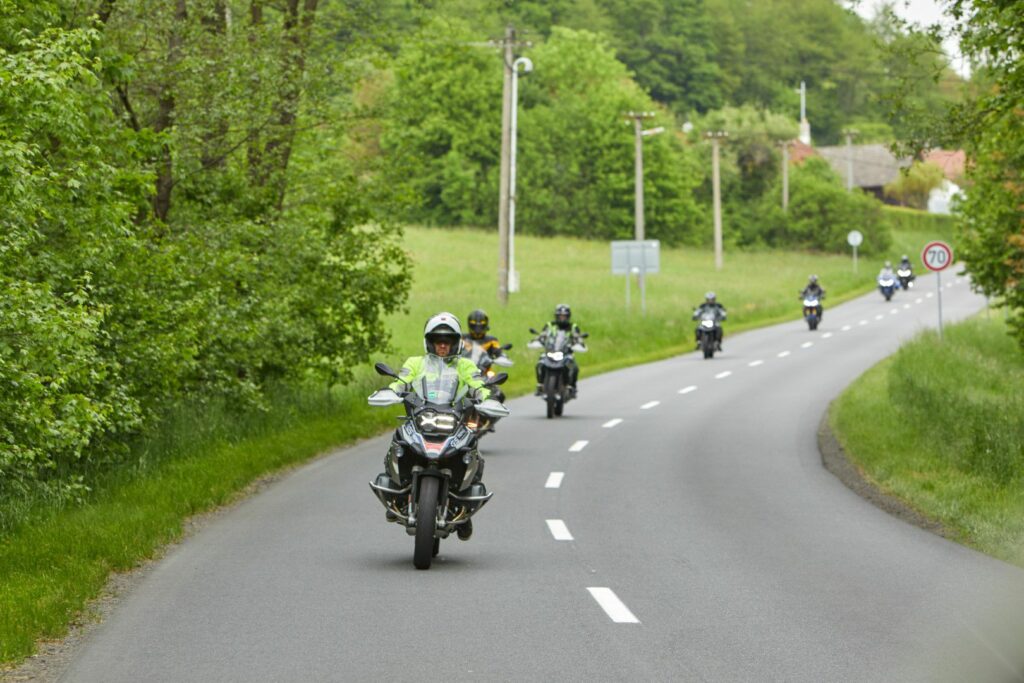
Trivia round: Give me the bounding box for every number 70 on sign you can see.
[922,241,953,272]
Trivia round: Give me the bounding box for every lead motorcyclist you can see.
[461,308,510,403]
[692,291,727,351]
[878,261,895,279]
[800,275,826,319]
[532,303,587,398]
[375,312,491,540]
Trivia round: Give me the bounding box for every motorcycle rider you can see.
[532,303,587,398]
[461,309,510,403]
[800,275,826,319]
[898,254,916,287]
[878,261,895,280]
[692,291,727,351]
[377,312,491,540]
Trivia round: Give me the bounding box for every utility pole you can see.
[625,111,660,311]
[780,140,791,212]
[797,80,811,145]
[706,131,728,270]
[496,25,514,305]
[843,128,859,192]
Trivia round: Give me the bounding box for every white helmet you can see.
[423,312,464,358]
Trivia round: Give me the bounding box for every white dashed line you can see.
[890,308,899,315]
[801,341,813,348]
[822,332,833,339]
[903,303,911,309]
[916,298,924,304]
[678,386,697,394]
[602,418,623,429]
[640,401,660,410]
[875,314,884,320]
[715,371,732,379]
[778,350,791,358]
[545,472,565,489]
[926,292,934,299]
[859,320,869,326]
[568,440,589,452]
[546,519,574,541]
[842,325,852,332]
[587,587,640,624]
[748,360,764,367]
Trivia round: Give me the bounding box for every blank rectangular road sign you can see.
[611,240,660,275]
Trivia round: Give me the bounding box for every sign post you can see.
[921,240,953,339]
[847,230,863,273]
[612,241,660,314]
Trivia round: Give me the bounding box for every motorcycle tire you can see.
[413,477,440,570]
[544,374,559,419]
[702,335,715,359]
[809,319,818,331]
[554,398,564,416]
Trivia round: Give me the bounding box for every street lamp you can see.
[626,111,662,312]
[508,56,532,294]
[705,130,728,270]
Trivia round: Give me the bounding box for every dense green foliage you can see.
[0,1,410,502]
[833,316,1024,566]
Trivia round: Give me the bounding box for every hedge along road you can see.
[61,270,1024,682]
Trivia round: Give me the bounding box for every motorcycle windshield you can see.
[545,330,568,352]
[415,356,462,405]
[699,310,718,322]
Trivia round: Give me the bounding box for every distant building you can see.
[816,144,912,202]
[923,148,966,215]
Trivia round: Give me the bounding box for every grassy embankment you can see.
[0,221,952,664]
[831,315,1024,567]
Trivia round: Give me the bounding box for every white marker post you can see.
[847,230,863,273]
[921,240,953,339]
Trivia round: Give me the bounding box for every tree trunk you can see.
[153,0,188,223]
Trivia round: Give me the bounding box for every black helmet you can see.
[705,291,716,304]
[423,312,463,358]
[554,303,571,330]
[467,309,489,339]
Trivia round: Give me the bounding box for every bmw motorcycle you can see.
[878,274,897,301]
[695,310,722,359]
[367,361,508,570]
[802,294,823,330]
[528,328,587,419]
[897,266,915,290]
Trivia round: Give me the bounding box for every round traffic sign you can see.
[921,241,954,272]
[847,230,863,247]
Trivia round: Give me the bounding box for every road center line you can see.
[640,400,660,410]
[778,350,791,358]
[545,472,564,489]
[587,587,640,624]
[875,314,884,320]
[859,320,869,326]
[822,332,833,339]
[748,360,764,367]
[602,418,623,429]
[801,341,813,348]
[926,292,934,299]
[890,308,899,314]
[568,440,589,452]
[678,386,697,394]
[916,298,924,304]
[546,519,573,541]
[715,371,731,379]
[903,303,911,309]
[842,325,852,331]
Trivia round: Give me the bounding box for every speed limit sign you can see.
[922,241,953,272]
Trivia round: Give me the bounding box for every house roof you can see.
[816,143,911,188]
[923,149,966,181]
[788,139,818,164]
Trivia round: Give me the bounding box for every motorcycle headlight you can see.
[701,319,714,328]
[416,410,456,434]
[546,351,564,361]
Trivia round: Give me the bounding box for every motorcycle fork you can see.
[409,469,450,528]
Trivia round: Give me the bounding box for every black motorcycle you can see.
[695,310,722,359]
[367,361,508,570]
[529,328,587,419]
[897,267,915,290]
[802,294,823,330]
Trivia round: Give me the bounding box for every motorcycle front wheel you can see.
[544,374,558,419]
[414,477,440,570]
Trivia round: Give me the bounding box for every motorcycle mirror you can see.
[502,342,513,350]
[529,327,538,334]
[374,362,399,378]
[580,332,589,338]
[485,372,508,386]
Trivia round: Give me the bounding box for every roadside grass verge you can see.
[830,315,1024,567]
[0,224,955,664]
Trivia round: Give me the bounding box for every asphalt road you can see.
[62,271,1024,682]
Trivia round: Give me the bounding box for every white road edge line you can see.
[801,341,813,348]
[546,519,573,541]
[640,400,660,410]
[778,350,791,358]
[568,440,589,452]
[715,371,732,379]
[748,360,764,367]
[545,472,565,489]
[679,385,698,394]
[822,332,833,339]
[602,418,623,429]
[587,587,640,624]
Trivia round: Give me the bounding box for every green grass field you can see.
[831,315,1024,567]
[0,220,958,664]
